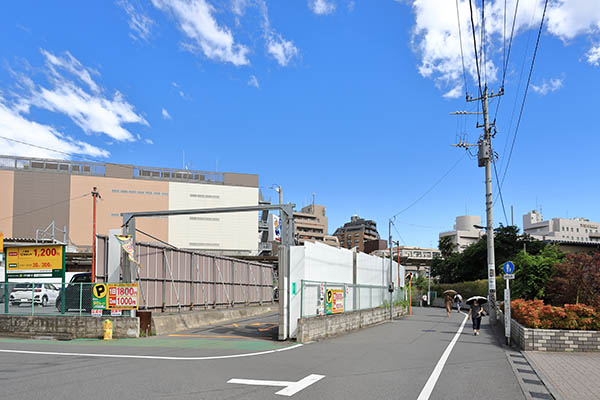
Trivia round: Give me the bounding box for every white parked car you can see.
[9,283,60,307]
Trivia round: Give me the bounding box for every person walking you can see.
[444,294,452,317]
[454,293,463,313]
[468,298,484,335]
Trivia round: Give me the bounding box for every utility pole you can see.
[91,187,101,283]
[452,85,503,324]
[388,219,394,321]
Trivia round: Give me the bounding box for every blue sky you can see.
[0,0,599,248]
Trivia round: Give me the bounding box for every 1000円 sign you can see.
[93,283,139,310]
[5,245,64,278]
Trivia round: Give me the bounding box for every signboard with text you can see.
[5,245,64,278]
[93,283,139,310]
[325,289,344,315]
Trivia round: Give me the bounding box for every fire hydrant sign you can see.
[325,289,344,315]
[93,283,139,310]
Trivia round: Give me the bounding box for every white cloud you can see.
[118,0,155,41]
[407,0,600,96]
[152,0,250,66]
[531,77,563,95]
[257,0,299,66]
[0,100,109,159]
[41,49,100,93]
[161,107,172,119]
[248,75,259,88]
[231,0,249,16]
[15,50,147,143]
[267,34,299,66]
[144,138,154,144]
[586,45,600,66]
[309,0,336,15]
[443,85,463,99]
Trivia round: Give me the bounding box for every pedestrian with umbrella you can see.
[443,290,456,317]
[466,296,487,335]
[454,293,463,313]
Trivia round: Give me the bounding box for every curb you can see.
[506,351,555,400]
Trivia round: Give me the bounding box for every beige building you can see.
[0,155,259,254]
[439,215,484,252]
[523,210,600,244]
[293,204,339,246]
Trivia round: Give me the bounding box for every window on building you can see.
[577,228,579,233]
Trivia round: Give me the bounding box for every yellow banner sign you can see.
[6,245,63,270]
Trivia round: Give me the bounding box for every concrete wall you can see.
[69,175,169,248]
[13,170,70,238]
[288,241,402,339]
[152,304,277,335]
[0,170,14,237]
[0,315,139,339]
[168,182,258,252]
[296,305,407,343]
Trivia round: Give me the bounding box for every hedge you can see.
[432,279,506,301]
[511,299,600,331]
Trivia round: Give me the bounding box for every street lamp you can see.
[270,184,283,205]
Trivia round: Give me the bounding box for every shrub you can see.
[510,299,600,330]
[432,279,506,301]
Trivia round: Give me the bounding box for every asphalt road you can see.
[0,308,525,400]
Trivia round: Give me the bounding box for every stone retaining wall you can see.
[296,306,407,343]
[499,311,600,352]
[0,315,139,339]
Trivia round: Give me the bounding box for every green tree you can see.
[511,245,564,300]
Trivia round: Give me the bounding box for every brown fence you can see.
[96,236,274,312]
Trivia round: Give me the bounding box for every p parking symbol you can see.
[93,284,107,298]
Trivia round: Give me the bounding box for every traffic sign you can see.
[504,273,515,280]
[503,261,515,274]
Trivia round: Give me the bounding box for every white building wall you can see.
[168,182,258,252]
[288,242,401,338]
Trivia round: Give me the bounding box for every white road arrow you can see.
[227,374,325,396]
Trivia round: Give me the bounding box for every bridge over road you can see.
[0,307,545,400]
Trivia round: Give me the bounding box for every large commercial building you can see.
[0,155,259,254]
[439,215,484,252]
[334,215,380,252]
[523,210,600,244]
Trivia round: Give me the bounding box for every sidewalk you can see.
[525,351,600,400]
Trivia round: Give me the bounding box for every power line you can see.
[494,0,521,122]
[0,193,89,223]
[390,220,406,246]
[392,153,466,219]
[455,0,469,96]
[0,135,104,164]
[492,157,509,225]
[468,0,483,97]
[499,0,549,192]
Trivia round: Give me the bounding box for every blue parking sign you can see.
[504,261,515,274]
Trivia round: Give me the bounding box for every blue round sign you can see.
[504,261,515,274]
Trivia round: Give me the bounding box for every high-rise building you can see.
[334,215,380,252]
[439,215,484,252]
[0,155,259,255]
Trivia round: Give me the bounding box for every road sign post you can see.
[503,261,515,346]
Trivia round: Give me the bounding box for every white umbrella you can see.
[466,296,488,305]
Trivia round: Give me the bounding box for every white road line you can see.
[228,374,325,396]
[0,343,303,361]
[416,312,469,400]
